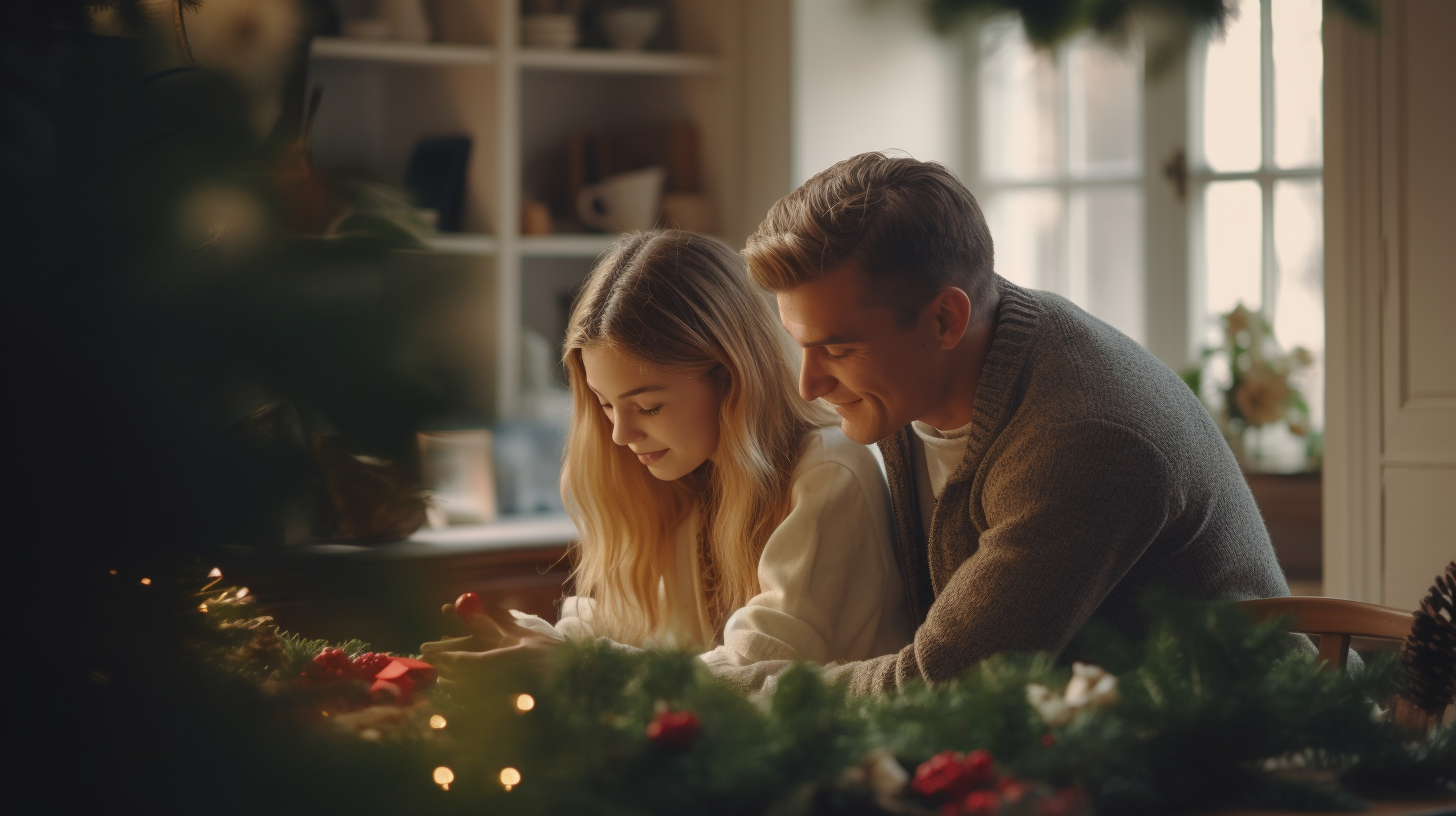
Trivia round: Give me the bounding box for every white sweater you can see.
[550,426,914,670]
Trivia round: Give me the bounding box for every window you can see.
[968,0,1324,465]
[970,21,1146,345]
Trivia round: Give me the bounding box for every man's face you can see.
[776,264,942,444]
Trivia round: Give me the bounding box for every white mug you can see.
[576,166,666,233]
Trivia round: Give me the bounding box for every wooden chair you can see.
[1239,596,1439,730]
[1239,596,1413,670]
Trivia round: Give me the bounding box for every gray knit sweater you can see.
[717,276,1291,695]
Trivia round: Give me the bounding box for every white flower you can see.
[1234,366,1291,427]
[1028,664,1120,725]
[1027,683,1074,726]
[863,750,909,797]
[1063,662,1120,709]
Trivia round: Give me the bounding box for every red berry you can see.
[350,652,393,680]
[913,750,997,802]
[454,591,486,621]
[1041,733,1056,747]
[962,790,1000,816]
[645,709,701,750]
[963,750,994,786]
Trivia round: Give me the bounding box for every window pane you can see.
[1272,0,1323,168]
[986,189,1063,292]
[1274,178,1324,427]
[1203,180,1263,324]
[980,21,1058,180]
[1074,187,1145,344]
[1067,37,1141,178]
[1201,0,1261,171]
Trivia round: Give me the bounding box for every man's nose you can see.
[611,412,644,447]
[799,350,836,402]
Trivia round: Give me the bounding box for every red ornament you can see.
[1041,733,1056,747]
[912,750,997,802]
[454,591,486,621]
[645,709,701,750]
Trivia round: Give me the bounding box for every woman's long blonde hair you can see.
[562,230,831,647]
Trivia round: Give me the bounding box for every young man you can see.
[724,152,1292,695]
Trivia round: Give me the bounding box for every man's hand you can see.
[420,602,560,684]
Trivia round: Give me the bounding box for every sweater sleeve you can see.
[826,418,1179,695]
[700,455,896,671]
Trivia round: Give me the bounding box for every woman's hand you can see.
[420,603,560,684]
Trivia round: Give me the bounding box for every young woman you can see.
[542,229,912,670]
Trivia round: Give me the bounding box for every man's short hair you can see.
[744,152,996,326]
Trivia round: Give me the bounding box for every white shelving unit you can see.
[307,1,789,420]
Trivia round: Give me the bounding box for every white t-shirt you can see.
[910,418,975,532]
[546,425,914,669]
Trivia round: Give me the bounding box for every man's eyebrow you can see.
[800,335,855,348]
[588,384,669,400]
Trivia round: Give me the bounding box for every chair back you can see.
[1238,596,1413,670]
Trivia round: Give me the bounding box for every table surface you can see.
[1214,798,1455,816]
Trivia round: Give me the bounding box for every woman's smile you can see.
[635,448,668,465]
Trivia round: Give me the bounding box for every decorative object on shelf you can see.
[405,136,472,233]
[601,4,661,50]
[313,434,429,543]
[378,0,432,42]
[576,165,665,233]
[1183,303,1317,473]
[521,199,553,235]
[1402,561,1456,718]
[521,13,580,49]
[341,17,389,39]
[418,430,499,527]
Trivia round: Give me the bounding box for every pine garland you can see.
[187,582,1453,815]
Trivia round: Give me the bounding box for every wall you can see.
[791,0,962,184]
[1324,0,1456,608]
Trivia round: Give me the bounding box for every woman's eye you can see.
[638,405,662,416]
[599,403,613,412]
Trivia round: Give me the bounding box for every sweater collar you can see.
[957,276,1042,470]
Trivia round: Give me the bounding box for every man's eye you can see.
[638,405,662,416]
[824,348,852,360]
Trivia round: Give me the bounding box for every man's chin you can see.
[837,416,892,446]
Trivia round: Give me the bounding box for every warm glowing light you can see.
[198,603,209,613]
[109,569,117,575]
[433,766,454,790]
[208,567,222,578]
[514,694,535,712]
[321,711,330,717]
[236,587,249,598]
[499,767,521,790]
[429,714,447,730]
[139,577,152,586]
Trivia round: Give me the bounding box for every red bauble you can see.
[454,591,486,621]
[912,750,997,802]
[645,709,701,750]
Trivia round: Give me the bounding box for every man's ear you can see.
[930,287,973,349]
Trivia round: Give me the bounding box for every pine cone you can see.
[1399,561,1456,716]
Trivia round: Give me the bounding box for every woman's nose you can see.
[611,413,644,446]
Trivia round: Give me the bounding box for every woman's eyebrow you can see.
[616,385,668,399]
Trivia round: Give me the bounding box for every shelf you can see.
[311,37,498,66]
[520,234,619,258]
[426,233,498,255]
[518,48,719,75]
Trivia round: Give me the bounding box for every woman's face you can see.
[581,346,725,481]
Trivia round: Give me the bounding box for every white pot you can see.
[602,8,660,51]
[576,166,666,233]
